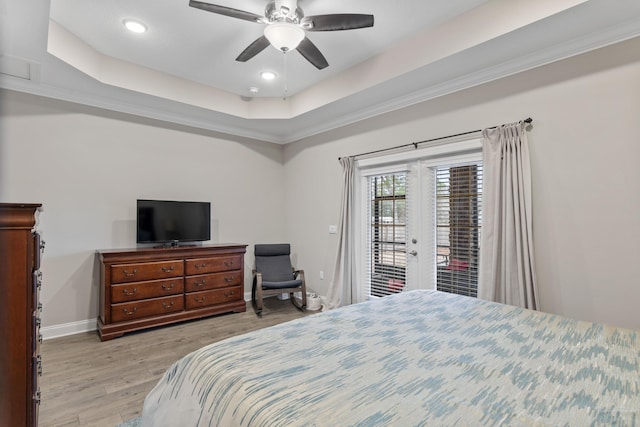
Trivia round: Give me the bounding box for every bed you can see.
[141,290,639,426]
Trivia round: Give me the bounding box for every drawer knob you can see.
[224,291,235,298]
[161,301,175,309]
[161,283,175,290]
[123,269,137,277]
[123,307,137,316]
[34,390,41,405]
[161,265,175,273]
[40,240,46,252]
[224,276,235,282]
[224,261,234,267]
[194,296,206,303]
[39,333,43,344]
[194,280,207,287]
[122,287,137,296]
[194,263,207,269]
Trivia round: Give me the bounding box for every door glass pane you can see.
[435,164,482,297]
[367,173,407,297]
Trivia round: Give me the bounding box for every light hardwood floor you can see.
[39,298,313,427]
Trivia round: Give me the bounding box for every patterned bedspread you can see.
[141,290,639,426]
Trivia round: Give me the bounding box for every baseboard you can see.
[41,318,97,341]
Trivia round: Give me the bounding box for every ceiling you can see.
[2,0,640,143]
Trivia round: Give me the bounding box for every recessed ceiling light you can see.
[123,19,148,34]
[260,71,276,81]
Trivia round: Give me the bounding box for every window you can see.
[367,173,408,297]
[435,163,482,297]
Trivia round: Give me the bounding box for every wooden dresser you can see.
[0,203,43,427]
[98,244,247,341]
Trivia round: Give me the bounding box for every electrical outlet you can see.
[328,225,337,234]
[319,270,324,280]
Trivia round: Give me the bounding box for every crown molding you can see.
[281,17,640,143]
[2,14,639,144]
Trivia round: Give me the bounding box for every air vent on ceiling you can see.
[0,55,33,80]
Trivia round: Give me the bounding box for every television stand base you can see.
[97,244,247,340]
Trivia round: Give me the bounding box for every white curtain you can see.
[479,122,539,310]
[324,157,356,310]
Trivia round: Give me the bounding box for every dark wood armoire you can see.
[0,203,43,426]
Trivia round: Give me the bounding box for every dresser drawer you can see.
[185,287,241,310]
[111,278,184,303]
[32,302,42,355]
[185,271,242,292]
[32,354,41,392]
[185,255,242,275]
[111,295,184,322]
[111,260,183,283]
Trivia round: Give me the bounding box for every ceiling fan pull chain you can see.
[283,51,288,100]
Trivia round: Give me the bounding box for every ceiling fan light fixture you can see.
[264,22,305,52]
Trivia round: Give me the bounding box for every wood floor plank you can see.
[40,299,314,426]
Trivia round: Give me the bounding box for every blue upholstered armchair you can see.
[252,244,307,315]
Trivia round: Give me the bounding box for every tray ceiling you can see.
[2,0,640,143]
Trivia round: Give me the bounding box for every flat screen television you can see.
[136,199,211,245]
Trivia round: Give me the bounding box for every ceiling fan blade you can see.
[296,37,328,70]
[302,14,374,31]
[189,0,264,23]
[236,36,271,62]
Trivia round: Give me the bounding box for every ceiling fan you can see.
[188,0,374,70]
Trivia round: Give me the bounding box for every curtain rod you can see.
[338,117,533,161]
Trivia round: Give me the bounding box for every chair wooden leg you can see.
[251,276,256,306]
[290,274,307,311]
[255,274,264,316]
[290,294,299,309]
[296,270,307,310]
[301,276,307,308]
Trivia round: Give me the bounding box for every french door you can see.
[356,141,483,301]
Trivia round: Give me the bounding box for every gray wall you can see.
[1,94,286,334]
[284,37,640,330]
[2,37,639,335]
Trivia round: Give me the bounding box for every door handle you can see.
[409,250,418,256]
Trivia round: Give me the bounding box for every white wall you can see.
[2,37,639,334]
[0,92,286,333]
[284,37,640,330]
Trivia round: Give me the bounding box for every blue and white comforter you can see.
[142,290,639,426]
